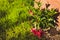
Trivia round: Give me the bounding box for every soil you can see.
[45,28,60,40]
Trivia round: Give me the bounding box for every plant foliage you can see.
[0,0,57,40]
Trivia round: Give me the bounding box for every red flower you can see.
[31,28,37,35]
[31,28,43,39]
[36,29,43,38]
[29,10,33,15]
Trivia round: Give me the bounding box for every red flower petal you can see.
[31,28,44,39]
[31,28,37,35]
[29,10,33,15]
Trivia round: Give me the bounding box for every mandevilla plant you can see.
[28,2,57,29]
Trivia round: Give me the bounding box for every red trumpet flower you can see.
[36,29,43,38]
[31,28,43,39]
[29,10,33,15]
[31,28,37,35]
